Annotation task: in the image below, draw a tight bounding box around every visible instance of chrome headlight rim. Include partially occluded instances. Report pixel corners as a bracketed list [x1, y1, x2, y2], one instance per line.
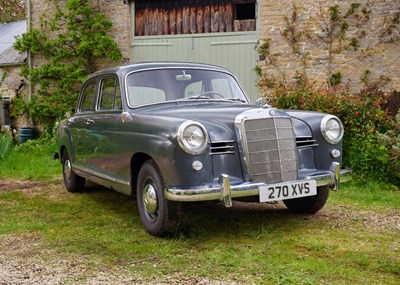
[321, 115, 344, 144]
[177, 120, 209, 155]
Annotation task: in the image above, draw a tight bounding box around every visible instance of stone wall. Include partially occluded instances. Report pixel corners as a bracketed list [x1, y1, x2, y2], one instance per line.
[0, 66, 29, 129]
[96, 0, 130, 64]
[28, 0, 399, 92]
[258, 0, 400, 91]
[0, 66, 26, 100]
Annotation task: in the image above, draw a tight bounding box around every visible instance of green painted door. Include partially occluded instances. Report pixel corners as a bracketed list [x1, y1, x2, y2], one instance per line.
[131, 32, 260, 102]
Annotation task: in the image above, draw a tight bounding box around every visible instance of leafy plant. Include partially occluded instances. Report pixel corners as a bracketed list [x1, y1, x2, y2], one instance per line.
[0, 133, 13, 160]
[381, 111, 400, 185]
[13, 0, 122, 129]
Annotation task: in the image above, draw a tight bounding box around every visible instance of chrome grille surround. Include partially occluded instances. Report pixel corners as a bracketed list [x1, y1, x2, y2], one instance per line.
[235, 109, 298, 184]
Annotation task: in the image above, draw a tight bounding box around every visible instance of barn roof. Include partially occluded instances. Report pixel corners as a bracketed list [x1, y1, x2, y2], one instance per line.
[0, 20, 26, 66]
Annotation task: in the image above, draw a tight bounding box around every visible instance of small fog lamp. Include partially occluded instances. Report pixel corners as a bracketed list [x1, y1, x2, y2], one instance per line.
[192, 161, 203, 171]
[331, 149, 341, 158]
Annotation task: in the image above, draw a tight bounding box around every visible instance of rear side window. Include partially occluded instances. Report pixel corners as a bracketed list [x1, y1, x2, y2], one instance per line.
[99, 77, 122, 110]
[80, 82, 97, 112]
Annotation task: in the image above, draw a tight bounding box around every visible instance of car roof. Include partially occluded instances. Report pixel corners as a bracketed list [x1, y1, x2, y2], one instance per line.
[86, 61, 232, 80]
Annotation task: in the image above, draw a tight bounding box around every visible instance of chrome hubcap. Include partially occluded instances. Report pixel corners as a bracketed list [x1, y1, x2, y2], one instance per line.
[64, 159, 72, 182]
[143, 183, 158, 222]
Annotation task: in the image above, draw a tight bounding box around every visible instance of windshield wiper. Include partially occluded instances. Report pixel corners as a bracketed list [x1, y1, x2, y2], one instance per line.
[176, 96, 246, 103]
[228, 98, 247, 103]
[177, 95, 211, 100]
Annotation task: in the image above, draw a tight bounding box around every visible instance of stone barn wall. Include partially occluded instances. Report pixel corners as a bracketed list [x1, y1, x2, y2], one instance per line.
[28, 0, 400, 92]
[258, 0, 400, 92]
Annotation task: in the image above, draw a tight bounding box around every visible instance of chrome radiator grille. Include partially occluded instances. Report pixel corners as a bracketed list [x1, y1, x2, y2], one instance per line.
[242, 117, 298, 184]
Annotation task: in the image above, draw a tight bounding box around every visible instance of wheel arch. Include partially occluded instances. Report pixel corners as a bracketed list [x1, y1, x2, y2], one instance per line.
[59, 145, 67, 163]
[130, 152, 153, 195]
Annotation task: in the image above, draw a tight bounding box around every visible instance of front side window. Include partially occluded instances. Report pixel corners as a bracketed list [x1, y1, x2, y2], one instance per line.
[125, 69, 248, 107]
[80, 81, 97, 112]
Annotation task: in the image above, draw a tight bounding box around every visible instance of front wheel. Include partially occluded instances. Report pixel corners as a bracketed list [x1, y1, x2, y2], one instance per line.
[283, 186, 329, 214]
[136, 160, 181, 236]
[62, 150, 85, 193]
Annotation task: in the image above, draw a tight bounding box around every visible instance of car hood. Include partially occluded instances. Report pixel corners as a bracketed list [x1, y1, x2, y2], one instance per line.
[133, 102, 312, 141]
[134, 102, 252, 141]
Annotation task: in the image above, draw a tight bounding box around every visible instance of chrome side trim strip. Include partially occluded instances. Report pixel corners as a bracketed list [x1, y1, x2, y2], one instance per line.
[72, 162, 130, 186]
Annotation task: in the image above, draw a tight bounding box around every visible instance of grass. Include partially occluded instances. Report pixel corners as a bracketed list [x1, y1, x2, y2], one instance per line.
[0, 133, 13, 158]
[1, 182, 399, 284]
[0, 136, 60, 181]
[0, 139, 399, 284]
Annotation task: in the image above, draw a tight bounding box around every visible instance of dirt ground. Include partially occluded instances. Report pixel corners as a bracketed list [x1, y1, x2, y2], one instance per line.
[0, 179, 244, 285]
[0, 179, 399, 285]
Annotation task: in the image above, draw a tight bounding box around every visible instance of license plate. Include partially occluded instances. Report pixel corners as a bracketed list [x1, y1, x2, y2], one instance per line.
[259, 180, 317, 202]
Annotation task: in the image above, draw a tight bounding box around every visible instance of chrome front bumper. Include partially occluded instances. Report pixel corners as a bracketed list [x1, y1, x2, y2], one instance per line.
[165, 162, 352, 207]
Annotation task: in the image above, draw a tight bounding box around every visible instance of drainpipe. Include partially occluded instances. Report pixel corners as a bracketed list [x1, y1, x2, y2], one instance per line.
[26, 0, 33, 126]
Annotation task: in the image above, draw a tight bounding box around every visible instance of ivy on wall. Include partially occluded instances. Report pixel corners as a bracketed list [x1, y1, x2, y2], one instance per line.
[13, 0, 122, 128]
[256, 2, 400, 91]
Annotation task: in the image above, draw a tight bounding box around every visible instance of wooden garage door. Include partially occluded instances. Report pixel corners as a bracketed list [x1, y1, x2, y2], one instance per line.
[130, 0, 260, 102]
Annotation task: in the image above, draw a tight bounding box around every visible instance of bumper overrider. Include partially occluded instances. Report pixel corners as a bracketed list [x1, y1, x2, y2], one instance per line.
[165, 162, 352, 207]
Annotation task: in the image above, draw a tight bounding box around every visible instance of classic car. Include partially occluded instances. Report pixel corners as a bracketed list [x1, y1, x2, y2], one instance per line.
[56, 62, 351, 236]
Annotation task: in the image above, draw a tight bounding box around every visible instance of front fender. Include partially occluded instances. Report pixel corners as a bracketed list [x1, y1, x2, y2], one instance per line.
[114, 117, 214, 187]
[286, 110, 344, 170]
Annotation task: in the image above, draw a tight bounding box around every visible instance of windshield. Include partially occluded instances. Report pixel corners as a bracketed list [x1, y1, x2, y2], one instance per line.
[125, 68, 249, 107]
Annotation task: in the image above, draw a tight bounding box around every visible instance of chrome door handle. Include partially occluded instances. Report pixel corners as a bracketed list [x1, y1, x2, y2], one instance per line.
[85, 119, 95, 125]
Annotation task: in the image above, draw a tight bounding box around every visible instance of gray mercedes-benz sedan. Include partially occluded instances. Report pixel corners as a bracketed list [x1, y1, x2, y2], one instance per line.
[56, 62, 351, 236]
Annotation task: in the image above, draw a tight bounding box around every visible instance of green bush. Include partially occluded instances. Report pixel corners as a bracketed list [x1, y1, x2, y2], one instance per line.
[382, 111, 400, 186]
[267, 82, 397, 186]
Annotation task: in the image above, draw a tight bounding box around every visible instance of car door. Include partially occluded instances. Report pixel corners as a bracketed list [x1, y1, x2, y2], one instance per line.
[86, 76, 123, 176]
[69, 79, 98, 166]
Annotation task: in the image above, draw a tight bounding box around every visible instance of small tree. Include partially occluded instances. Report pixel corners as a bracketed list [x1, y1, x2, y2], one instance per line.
[14, 0, 122, 128]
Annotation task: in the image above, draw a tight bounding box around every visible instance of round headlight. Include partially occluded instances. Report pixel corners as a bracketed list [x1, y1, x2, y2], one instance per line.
[177, 121, 208, 155]
[321, 115, 344, 144]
